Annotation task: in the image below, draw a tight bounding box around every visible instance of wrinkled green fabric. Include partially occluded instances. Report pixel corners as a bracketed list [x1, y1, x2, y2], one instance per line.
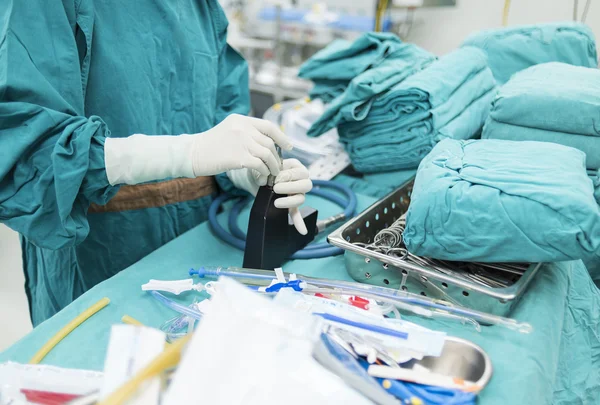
[300, 33, 414, 104]
[335, 170, 416, 199]
[309, 79, 348, 103]
[307, 44, 435, 137]
[0, 0, 249, 325]
[595, 169, 600, 205]
[462, 22, 598, 84]
[299, 32, 405, 81]
[587, 169, 600, 285]
[483, 62, 600, 169]
[1, 192, 599, 404]
[483, 122, 600, 170]
[404, 139, 600, 265]
[335, 47, 495, 173]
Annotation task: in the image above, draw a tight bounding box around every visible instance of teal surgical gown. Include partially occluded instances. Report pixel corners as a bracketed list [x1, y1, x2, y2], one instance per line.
[0, 0, 250, 325]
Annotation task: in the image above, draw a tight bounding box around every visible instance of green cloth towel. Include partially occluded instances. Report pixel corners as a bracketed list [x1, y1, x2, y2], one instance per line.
[462, 22, 598, 84]
[404, 139, 600, 267]
[483, 62, 600, 169]
[309, 79, 348, 103]
[299, 32, 405, 81]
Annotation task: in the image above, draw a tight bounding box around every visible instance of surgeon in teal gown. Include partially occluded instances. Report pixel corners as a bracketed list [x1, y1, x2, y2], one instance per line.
[0, 0, 312, 325]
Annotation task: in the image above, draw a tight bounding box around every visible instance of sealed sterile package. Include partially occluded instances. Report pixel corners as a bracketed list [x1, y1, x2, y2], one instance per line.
[100, 325, 165, 405]
[262, 98, 348, 170]
[0, 362, 103, 405]
[403, 139, 600, 263]
[163, 278, 374, 405]
[274, 289, 446, 357]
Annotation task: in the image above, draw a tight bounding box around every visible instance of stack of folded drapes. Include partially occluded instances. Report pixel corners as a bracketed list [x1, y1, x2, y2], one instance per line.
[299, 32, 435, 104]
[462, 22, 598, 84]
[483, 62, 600, 170]
[308, 47, 496, 173]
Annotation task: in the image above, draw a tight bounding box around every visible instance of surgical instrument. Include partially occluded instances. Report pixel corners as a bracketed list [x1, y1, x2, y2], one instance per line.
[361, 215, 528, 289]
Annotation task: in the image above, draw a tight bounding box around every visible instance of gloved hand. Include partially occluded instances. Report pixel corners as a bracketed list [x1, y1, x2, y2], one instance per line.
[104, 114, 312, 234]
[190, 114, 293, 178]
[104, 114, 293, 185]
[227, 159, 313, 235]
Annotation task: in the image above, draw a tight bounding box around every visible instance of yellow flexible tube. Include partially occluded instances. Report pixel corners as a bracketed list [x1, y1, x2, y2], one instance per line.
[96, 333, 193, 405]
[29, 297, 110, 364]
[121, 315, 143, 326]
[121, 314, 172, 346]
[502, 0, 511, 26]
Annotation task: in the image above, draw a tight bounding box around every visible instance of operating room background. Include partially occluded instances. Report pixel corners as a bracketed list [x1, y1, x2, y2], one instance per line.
[0, 0, 598, 351]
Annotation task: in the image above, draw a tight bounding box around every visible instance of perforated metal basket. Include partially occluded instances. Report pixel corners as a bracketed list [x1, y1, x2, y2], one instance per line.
[328, 179, 542, 316]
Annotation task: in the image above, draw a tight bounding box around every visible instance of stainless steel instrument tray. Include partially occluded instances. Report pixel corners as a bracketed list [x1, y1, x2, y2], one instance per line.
[328, 179, 541, 316]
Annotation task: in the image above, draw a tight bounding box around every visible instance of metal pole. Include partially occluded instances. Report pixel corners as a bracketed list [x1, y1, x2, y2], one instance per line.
[274, 4, 284, 103]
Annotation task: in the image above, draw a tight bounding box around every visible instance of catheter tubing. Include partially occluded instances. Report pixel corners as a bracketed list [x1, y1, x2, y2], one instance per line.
[150, 287, 411, 341]
[190, 266, 533, 333]
[209, 179, 357, 259]
[149, 291, 203, 321]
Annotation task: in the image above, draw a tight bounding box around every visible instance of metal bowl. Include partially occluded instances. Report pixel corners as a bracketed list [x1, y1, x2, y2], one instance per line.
[411, 336, 493, 388]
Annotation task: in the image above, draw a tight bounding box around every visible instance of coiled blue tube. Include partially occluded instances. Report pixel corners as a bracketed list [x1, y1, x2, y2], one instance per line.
[209, 180, 357, 259]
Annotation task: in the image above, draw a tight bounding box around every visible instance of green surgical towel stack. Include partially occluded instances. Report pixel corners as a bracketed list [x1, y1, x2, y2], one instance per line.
[309, 47, 496, 173]
[299, 32, 435, 105]
[483, 62, 600, 170]
[462, 22, 598, 84]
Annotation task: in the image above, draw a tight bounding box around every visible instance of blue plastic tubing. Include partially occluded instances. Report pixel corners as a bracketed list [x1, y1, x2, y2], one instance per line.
[208, 180, 357, 259]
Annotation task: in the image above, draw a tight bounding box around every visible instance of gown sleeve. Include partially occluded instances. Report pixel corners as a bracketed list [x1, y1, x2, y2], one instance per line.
[0, 0, 118, 249]
[210, 1, 254, 196]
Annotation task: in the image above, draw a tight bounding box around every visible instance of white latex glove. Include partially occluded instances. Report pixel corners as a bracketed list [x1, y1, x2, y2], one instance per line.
[104, 114, 293, 185]
[227, 159, 313, 235]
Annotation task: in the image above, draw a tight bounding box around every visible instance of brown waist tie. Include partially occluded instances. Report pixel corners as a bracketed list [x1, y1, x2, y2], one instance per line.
[89, 176, 217, 213]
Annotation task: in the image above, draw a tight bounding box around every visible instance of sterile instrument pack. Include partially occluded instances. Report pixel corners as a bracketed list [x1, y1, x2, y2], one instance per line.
[327, 178, 541, 317]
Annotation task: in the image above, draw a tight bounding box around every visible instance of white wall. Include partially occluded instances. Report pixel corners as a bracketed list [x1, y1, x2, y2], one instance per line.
[407, 0, 599, 55]
[0, 225, 32, 351]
